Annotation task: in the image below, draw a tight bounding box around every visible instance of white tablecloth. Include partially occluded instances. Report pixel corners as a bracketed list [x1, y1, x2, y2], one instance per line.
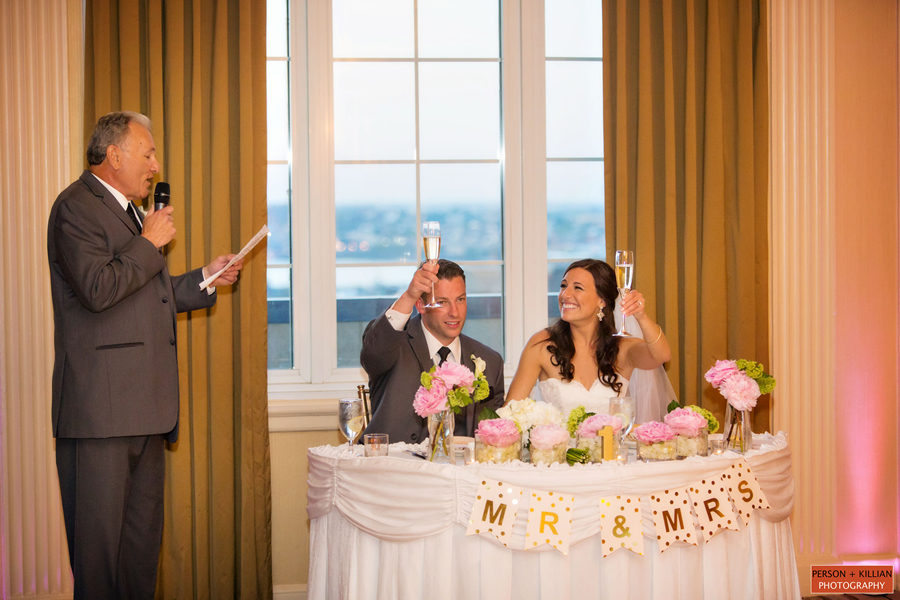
[307, 433, 801, 599]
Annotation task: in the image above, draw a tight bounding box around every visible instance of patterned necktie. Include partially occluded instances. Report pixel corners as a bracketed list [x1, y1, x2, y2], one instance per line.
[437, 346, 451, 366]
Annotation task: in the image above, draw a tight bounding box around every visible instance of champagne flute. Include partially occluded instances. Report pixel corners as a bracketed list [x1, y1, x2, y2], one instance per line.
[422, 221, 441, 308]
[338, 398, 365, 449]
[609, 396, 635, 438]
[614, 250, 634, 337]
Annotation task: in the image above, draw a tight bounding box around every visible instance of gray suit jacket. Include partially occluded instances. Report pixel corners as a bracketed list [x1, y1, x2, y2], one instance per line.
[360, 312, 505, 444]
[47, 171, 216, 443]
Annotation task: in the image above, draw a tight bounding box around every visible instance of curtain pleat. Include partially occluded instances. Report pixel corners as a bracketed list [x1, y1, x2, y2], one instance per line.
[84, 1, 271, 597]
[603, 0, 769, 429]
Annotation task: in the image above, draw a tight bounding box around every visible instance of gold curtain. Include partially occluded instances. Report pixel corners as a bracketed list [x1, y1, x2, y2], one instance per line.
[84, 1, 271, 597]
[603, 0, 769, 428]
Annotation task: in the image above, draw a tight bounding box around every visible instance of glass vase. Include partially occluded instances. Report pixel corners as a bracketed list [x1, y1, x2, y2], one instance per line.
[427, 410, 455, 463]
[723, 404, 753, 453]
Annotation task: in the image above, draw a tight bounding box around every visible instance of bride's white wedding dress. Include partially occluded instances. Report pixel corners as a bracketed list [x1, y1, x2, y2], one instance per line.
[537, 377, 629, 417]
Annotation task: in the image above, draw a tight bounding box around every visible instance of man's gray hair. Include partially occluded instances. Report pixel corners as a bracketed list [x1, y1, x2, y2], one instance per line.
[86, 111, 153, 166]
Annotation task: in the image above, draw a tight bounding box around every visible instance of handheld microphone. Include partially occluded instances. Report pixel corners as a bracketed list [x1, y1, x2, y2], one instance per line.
[154, 182, 171, 212]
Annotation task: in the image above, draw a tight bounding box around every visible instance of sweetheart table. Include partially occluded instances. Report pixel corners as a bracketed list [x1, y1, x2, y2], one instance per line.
[306, 433, 801, 599]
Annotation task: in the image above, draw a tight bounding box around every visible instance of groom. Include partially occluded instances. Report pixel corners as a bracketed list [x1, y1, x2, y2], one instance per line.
[360, 259, 505, 444]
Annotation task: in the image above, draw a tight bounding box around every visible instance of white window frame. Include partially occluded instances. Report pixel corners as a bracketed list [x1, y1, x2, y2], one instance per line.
[269, 0, 561, 424]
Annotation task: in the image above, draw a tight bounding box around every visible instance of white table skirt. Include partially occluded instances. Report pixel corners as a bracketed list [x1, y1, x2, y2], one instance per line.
[307, 433, 801, 600]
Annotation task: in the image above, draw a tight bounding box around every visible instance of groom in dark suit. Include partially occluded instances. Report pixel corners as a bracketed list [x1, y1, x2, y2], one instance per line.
[47, 111, 242, 599]
[361, 259, 505, 443]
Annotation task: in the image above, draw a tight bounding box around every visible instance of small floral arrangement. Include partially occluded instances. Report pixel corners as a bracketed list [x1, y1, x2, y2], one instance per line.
[566, 406, 595, 437]
[497, 398, 565, 448]
[414, 355, 490, 418]
[704, 359, 776, 412]
[475, 418, 521, 447]
[664, 408, 708, 437]
[529, 424, 569, 450]
[576, 414, 623, 438]
[633, 421, 676, 444]
[475, 418, 522, 463]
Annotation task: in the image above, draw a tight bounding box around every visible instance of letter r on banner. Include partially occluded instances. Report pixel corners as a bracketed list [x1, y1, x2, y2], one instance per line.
[525, 489, 575, 555]
[688, 475, 740, 542]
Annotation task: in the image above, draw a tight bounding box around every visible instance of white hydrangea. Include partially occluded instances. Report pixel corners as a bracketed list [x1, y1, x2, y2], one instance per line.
[497, 398, 565, 434]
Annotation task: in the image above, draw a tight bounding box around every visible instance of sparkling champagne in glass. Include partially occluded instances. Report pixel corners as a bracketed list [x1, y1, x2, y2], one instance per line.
[338, 398, 365, 449]
[614, 250, 634, 337]
[422, 221, 441, 308]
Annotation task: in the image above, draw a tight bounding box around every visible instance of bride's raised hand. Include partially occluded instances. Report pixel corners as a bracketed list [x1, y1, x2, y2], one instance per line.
[621, 290, 646, 320]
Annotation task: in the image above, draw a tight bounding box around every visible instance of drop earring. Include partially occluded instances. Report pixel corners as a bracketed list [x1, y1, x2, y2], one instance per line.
[597, 306, 604, 321]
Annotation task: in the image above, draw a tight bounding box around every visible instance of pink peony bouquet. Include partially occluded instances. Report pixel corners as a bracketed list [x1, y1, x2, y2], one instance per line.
[664, 407, 708, 437]
[475, 418, 521, 448]
[577, 414, 623, 438]
[413, 356, 490, 418]
[529, 424, 569, 450]
[633, 421, 676, 444]
[704, 359, 776, 412]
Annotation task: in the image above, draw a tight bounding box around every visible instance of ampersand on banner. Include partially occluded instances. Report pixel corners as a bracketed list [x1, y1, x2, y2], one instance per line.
[598, 495, 644, 557]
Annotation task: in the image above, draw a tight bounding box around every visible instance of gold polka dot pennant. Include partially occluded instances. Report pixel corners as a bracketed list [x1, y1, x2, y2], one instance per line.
[465, 478, 523, 548]
[598, 495, 644, 557]
[524, 489, 576, 555]
[688, 475, 741, 542]
[649, 486, 699, 553]
[724, 460, 771, 527]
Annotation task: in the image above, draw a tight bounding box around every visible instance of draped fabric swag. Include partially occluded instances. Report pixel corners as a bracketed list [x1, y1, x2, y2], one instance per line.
[83, 1, 271, 597]
[603, 0, 770, 429]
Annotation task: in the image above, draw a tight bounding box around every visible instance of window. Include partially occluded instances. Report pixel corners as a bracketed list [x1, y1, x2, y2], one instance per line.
[267, 0, 605, 401]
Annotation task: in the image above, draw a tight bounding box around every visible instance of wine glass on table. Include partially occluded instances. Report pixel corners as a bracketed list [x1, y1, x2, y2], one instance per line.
[614, 250, 634, 337]
[422, 221, 442, 308]
[609, 396, 635, 438]
[338, 398, 365, 451]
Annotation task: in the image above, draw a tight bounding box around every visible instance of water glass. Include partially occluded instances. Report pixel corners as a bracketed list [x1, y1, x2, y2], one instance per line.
[364, 433, 389, 457]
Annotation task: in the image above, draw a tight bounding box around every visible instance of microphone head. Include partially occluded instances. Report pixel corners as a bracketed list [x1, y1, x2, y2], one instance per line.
[154, 182, 170, 210]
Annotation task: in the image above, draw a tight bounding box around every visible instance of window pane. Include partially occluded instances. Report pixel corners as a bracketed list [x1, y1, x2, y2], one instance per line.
[547, 161, 605, 260]
[460, 264, 504, 361]
[546, 61, 603, 158]
[335, 164, 417, 264]
[266, 0, 288, 57]
[418, 0, 499, 58]
[268, 268, 292, 369]
[420, 163, 502, 262]
[334, 62, 416, 160]
[333, 0, 414, 58]
[268, 164, 291, 264]
[547, 261, 570, 322]
[545, 0, 602, 58]
[418, 62, 500, 160]
[267, 61, 290, 161]
[336, 266, 413, 367]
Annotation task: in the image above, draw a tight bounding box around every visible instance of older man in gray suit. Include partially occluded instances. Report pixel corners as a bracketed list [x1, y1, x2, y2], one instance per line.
[47, 111, 242, 599]
[361, 259, 505, 444]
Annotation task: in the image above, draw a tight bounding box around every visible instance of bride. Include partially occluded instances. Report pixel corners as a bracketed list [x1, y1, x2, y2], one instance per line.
[505, 259, 672, 419]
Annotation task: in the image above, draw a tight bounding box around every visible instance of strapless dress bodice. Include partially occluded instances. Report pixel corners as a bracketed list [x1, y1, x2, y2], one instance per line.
[537, 377, 629, 416]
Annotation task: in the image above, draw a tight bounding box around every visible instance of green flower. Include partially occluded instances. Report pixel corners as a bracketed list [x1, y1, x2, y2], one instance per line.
[757, 375, 776, 395]
[472, 379, 490, 402]
[420, 370, 434, 388]
[566, 406, 595, 437]
[447, 388, 473, 413]
[687, 405, 719, 434]
[737, 359, 764, 379]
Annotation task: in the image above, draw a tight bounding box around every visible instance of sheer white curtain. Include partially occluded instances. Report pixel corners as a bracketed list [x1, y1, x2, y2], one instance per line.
[0, 1, 82, 597]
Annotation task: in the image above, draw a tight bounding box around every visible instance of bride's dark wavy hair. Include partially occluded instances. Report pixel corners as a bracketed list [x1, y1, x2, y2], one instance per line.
[545, 259, 622, 395]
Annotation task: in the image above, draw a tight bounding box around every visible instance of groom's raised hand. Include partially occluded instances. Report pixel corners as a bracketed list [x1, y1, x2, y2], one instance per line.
[394, 262, 439, 314]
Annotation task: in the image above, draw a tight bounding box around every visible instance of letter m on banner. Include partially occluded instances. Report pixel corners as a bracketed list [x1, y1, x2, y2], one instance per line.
[650, 487, 699, 552]
[466, 479, 523, 547]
